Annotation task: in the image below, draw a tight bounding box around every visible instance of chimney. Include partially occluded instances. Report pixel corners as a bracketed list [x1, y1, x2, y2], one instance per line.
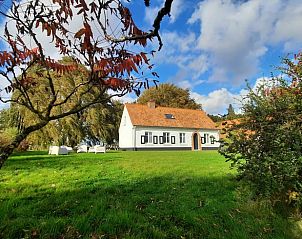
[147, 100, 156, 109]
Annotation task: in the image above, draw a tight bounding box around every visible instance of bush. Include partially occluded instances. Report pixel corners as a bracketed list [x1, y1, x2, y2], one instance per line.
[220, 55, 302, 213]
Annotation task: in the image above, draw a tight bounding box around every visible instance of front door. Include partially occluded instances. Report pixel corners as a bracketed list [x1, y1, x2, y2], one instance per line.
[193, 133, 199, 150]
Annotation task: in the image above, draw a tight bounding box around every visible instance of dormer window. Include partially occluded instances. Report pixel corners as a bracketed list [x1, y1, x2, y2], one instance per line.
[165, 114, 175, 119]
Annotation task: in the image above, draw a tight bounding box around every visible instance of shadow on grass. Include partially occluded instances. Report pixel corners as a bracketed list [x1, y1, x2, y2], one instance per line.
[0, 174, 299, 239]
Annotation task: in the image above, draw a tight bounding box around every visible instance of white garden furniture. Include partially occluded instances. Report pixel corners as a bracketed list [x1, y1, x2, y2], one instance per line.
[61, 145, 73, 153]
[94, 145, 106, 153]
[88, 145, 106, 153]
[77, 145, 88, 153]
[48, 146, 68, 155]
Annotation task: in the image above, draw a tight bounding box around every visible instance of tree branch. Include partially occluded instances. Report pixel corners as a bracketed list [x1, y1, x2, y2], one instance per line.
[108, 0, 173, 50]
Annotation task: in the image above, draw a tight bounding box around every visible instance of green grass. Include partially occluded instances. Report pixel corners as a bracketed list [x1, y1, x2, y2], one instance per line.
[0, 150, 300, 238]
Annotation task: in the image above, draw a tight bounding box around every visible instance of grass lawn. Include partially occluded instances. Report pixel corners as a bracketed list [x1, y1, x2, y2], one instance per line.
[0, 150, 300, 239]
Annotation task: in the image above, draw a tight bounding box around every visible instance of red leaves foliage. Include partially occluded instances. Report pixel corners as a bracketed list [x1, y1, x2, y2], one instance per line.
[43, 58, 78, 74]
[94, 52, 149, 77]
[104, 78, 129, 91]
[0, 47, 39, 67]
[1, 0, 159, 96]
[0, 45, 77, 75]
[118, 5, 148, 46]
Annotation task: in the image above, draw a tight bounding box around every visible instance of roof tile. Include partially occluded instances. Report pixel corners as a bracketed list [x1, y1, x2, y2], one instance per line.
[125, 103, 217, 129]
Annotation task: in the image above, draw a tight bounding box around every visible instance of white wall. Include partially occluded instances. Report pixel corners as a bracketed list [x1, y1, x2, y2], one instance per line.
[118, 107, 134, 148]
[199, 129, 220, 148]
[134, 126, 220, 149]
[135, 126, 193, 148]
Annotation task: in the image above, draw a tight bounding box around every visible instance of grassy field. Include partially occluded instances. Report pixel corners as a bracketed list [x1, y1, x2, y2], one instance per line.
[0, 150, 300, 239]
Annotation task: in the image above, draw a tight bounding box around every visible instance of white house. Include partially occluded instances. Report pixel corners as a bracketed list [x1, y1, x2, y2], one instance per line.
[119, 101, 220, 150]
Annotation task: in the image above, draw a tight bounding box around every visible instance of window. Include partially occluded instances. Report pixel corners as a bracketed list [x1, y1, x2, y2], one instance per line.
[210, 135, 215, 144]
[165, 114, 175, 119]
[145, 132, 152, 143]
[201, 133, 209, 144]
[171, 136, 175, 144]
[123, 116, 126, 126]
[153, 136, 158, 144]
[141, 135, 146, 144]
[179, 133, 185, 143]
[159, 136, 164, 144]
[163, 132, 170, 143]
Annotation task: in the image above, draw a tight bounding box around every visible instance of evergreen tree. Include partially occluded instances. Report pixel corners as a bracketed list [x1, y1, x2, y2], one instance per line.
[227, 104, 236, 120]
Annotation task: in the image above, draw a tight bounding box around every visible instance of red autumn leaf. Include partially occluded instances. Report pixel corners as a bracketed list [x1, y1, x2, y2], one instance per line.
[126, 58, 138, 73]
[140, 52, 148, 64]
[84, 23, 93, 38]
[74, 28, 86, 38]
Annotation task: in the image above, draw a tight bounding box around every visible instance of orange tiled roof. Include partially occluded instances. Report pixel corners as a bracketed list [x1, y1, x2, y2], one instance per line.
[125, 103, 217, 129]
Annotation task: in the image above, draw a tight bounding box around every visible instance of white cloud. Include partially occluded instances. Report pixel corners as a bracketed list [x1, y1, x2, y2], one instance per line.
[191, 76, 277, 115]
[144, 5, 161, 26]
[188, 0, 302, 85]
[191, 88, 241, 115]
[170, 0, 185, 23]
[167, 69, 205, 89]
[151, 1, 302, 88]
[113, 93, 136, 104]
[152, 31, 208, 85]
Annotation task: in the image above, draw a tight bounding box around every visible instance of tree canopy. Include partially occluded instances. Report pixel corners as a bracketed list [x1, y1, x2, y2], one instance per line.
[227, 104, 236, 120]
[137, 83, 202, 110]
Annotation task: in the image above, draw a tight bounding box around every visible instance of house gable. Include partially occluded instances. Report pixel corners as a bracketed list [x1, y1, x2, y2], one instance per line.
[119, 106, 134, 148]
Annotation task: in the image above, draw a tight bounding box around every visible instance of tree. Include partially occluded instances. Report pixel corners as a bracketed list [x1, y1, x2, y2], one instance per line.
[226, 104, 236, 120]
[9, 58, 123, 148]
[220, 54, 302, 212]
[0, 0, 174, 168]
[137, 83, 202, 109]
[84, 100, 123, 145]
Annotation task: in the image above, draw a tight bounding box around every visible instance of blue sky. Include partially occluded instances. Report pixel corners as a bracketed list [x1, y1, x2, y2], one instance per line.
[1, 0, 302, 114]
[123, 0, 302, 114]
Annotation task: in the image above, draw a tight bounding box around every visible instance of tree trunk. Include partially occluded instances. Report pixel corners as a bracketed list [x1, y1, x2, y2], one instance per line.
[0, 146, 15, 169]
[0, 120, 48, 169]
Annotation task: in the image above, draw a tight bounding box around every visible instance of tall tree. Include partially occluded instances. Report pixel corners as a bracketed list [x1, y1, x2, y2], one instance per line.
[137, 83, 202, 110]
[84, 100, 123, 145]
[227, 104, 236, 120]
[25, 100, 123, 148]
[0, 0, 174, 168]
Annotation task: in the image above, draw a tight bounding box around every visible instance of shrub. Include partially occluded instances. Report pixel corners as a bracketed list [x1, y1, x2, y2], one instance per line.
[220, 55, 302, 213]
